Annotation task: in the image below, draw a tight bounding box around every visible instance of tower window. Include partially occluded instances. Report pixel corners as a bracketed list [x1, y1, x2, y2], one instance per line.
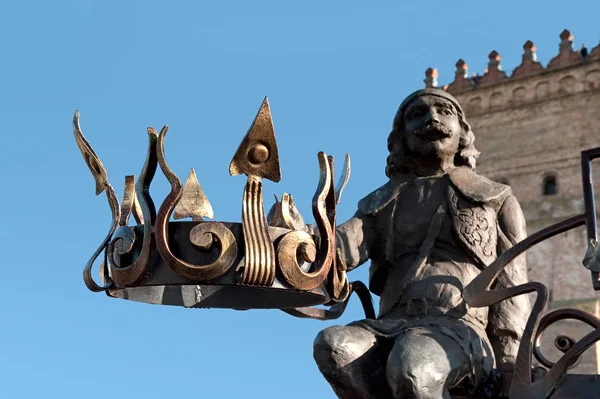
[543, 175, 557, 196]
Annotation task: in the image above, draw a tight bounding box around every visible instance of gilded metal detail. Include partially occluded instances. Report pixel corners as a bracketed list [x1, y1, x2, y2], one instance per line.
[239, 176, 275, 285]
[230, 98, 280, 286]
[277, 231, 318, 289]
[276, 152, 336, 290]
[229, 97, 281, 183]
[119, 175, 143, 226]
[74, 111, 118, 292]
[267, 193, 305, 231]
[155, 125, 237, 281]
[109, 128, 157, 287]
[174, 169, 214, 221]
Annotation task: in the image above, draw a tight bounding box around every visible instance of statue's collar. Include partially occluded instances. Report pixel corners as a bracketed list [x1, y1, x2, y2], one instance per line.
[358, 167, 510, 215]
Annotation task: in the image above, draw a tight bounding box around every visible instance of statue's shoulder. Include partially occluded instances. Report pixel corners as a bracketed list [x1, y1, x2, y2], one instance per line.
[357, 168, 512, 215]
[448, 167, 512, 207]
[357, 175, 411, 216]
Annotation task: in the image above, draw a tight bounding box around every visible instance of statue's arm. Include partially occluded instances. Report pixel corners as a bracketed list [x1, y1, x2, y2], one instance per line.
[335, 210, 374, 272]
[487, 194, 531, 373]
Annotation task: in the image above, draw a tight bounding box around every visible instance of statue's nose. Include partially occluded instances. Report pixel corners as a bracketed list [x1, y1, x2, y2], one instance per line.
[424, 108, 440, 124]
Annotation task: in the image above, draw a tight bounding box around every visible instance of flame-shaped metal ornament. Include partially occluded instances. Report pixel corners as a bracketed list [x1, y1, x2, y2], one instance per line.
[74, 111, 119, 292]
[277, 153, 337, 291]
[229, 97, 281, 286]
[334, 153, 351, 205]
[108, 128, 158, 287]
[119, 175, 143, 226]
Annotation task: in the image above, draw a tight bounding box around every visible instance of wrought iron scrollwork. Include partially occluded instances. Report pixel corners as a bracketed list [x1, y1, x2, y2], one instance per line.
[155, 125, 237, 282]
[282, 281, 375, 321]
[108, 128, 157, 287]
[278, 153, 352, 316]
[534, 308, 600, 370]
[464, 145, 600, 399]
[277, 152, 335, 290]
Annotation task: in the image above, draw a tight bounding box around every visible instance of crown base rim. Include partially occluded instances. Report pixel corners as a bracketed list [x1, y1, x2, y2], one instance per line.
[107, 283, 328, 310]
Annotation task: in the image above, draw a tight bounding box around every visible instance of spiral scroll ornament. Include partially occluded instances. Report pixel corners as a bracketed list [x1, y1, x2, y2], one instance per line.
[534, 308, 600, 370]
[276, 152, 337, 291]
[464, 215, 600, 399]
[155, 125, 237, 282]
[108, 128, 157, 287]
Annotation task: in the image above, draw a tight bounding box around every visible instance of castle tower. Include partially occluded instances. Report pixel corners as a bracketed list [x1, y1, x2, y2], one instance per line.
[426, 29, 600, 373]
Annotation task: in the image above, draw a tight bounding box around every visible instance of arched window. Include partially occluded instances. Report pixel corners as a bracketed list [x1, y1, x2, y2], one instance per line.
[543, 175, 557, 196]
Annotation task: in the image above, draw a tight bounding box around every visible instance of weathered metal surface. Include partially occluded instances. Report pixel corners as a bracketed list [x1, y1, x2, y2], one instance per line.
[74, 111, 118, 292]
[119, 175, 143, 226]
[277, 152, 335, 291]
[229, 97, 281, 183]
[75, 98, 352, 313]
[156, 125, 237, 281]
[581, 148, 600, 291]
[109, 128, 157, 287]
[174, 169, 214, 221]
[106, 222, 328, 309]
[230, 98, 279, 286]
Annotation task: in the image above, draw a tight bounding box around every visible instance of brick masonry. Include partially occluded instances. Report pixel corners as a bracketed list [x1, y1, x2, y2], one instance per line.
[426, 30, 600, 374]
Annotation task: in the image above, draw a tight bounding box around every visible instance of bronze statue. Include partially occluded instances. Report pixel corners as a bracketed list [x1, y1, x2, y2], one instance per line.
[312, 88, 531, 398]
[76, 86, 600, 399]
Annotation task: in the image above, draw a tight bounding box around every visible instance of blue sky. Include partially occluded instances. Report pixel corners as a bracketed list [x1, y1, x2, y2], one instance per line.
[1, 1, 600, 398]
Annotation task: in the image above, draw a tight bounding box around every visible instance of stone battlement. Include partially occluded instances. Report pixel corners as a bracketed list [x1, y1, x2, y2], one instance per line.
[424, 30, 600, 116]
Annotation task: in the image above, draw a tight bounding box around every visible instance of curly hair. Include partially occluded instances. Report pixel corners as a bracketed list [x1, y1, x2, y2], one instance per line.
[385, 91, 480, 178]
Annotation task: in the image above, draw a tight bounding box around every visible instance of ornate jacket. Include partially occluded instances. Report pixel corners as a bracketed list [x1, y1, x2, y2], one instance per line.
[336, 166, 531, 370]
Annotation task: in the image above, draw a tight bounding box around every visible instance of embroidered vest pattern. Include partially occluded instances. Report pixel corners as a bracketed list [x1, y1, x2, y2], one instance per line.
[448, 186, 498, 267]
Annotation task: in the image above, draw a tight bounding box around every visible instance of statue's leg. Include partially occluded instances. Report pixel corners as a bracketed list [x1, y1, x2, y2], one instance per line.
[313, 325, 391, 399]
[385, 328, 470, 399]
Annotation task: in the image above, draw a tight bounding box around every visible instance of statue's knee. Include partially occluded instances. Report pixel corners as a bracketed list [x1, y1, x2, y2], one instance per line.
[386, 359, 445, 398]
[313, 325, 376, 373]
[386, 336, 449, 397]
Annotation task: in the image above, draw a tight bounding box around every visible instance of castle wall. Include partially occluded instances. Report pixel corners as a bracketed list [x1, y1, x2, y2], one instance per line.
[453, 62, 600, 302]
[427, 30, 600, 373]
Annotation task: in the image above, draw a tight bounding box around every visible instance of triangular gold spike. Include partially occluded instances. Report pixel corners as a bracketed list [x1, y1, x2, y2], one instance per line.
[174, 168, 214, 221]
[229, 97, 281, 182]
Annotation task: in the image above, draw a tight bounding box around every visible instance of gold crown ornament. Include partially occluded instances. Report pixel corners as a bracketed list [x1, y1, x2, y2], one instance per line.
[74, 98, 374, 320]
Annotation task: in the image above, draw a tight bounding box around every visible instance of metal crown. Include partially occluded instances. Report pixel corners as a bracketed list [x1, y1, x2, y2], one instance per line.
[74, 98, 373, 317]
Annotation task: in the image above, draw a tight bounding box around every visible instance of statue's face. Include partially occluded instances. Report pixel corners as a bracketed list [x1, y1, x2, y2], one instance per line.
[397, 95, 462, 159]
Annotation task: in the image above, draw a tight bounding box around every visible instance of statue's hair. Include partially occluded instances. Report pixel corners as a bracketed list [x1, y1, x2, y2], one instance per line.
[385, 94, 480, 177]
